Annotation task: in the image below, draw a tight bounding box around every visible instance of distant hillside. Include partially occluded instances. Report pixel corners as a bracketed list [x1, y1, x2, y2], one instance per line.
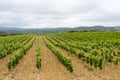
[73, 26, 120, 31]
[24, 27, 72, 33]
[0, 26, 120, 35]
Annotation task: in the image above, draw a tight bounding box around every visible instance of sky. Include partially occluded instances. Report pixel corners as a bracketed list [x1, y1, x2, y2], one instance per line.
[0, 0, 120, 28]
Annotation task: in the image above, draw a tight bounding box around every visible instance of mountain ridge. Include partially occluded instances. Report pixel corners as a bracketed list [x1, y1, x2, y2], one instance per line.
[0, 26, 120, 34]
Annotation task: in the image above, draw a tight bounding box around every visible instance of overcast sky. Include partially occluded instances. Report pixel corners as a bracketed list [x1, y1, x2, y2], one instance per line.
[0, 0, 120, 28]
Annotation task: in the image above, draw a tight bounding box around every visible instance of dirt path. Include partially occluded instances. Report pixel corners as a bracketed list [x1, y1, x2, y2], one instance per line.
[0, 54, 11, 80]
[56, 47, 101, 80]
[39, 37, 75, 80]
[3, 37, 38, 80]
[101, 62, 120, 80]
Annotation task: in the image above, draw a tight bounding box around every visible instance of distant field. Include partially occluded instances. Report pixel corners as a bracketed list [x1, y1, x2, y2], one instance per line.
[0, 32, 120, 80]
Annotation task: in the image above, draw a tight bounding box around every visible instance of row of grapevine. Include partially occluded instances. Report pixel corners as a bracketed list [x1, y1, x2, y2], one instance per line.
[46, 32, 120, 70]
[0, 35, 31, 44]
[7, 37, 35, 70]
[0, 35, 33, 59]
[47, 36, 104, 69]
[36, 37, 41, 69]
[44, 37, 73, 72]
[46, 36, 77, 55]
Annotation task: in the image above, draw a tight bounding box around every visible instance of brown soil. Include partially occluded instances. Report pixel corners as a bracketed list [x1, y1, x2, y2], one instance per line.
[0, 54, 11, 80]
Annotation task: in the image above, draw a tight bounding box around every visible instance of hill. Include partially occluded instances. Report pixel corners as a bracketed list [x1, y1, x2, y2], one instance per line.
[0, 26, 120, 35]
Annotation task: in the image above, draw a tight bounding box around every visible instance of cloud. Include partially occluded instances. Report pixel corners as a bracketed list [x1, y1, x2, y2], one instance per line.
[0, 0, 120, 28]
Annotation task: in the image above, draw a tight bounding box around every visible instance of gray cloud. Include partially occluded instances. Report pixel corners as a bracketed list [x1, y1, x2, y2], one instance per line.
[0, 0, 120, 28]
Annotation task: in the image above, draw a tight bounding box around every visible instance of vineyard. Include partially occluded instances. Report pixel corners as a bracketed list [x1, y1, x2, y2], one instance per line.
[0, 32, 120, 80]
